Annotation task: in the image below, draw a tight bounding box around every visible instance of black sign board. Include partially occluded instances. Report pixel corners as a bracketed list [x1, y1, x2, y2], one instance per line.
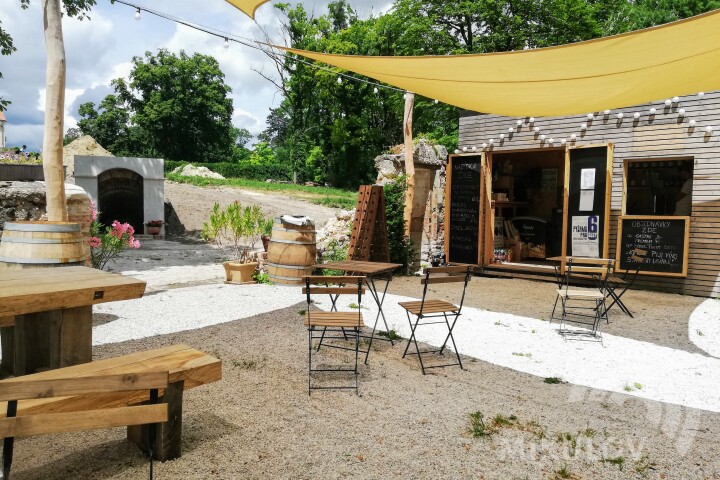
[616, 216, 689, 277]
[448, 156, 481, 264]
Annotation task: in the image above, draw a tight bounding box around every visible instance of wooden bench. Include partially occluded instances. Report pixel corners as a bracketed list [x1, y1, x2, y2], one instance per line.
[0, 371, 168, 479]
[0, 344, 222, 470]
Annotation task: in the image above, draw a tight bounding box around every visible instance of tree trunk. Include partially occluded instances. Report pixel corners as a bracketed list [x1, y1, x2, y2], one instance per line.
[403, 92, 415, 238]
[42, 0, 68, 222]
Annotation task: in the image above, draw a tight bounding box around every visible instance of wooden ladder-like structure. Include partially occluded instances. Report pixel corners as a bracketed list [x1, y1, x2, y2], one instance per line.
[347, 185, 389, 262]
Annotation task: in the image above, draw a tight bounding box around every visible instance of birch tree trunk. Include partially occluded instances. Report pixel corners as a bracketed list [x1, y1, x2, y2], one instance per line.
[402, 92, 414, 237]
[42, 0, 68, 221]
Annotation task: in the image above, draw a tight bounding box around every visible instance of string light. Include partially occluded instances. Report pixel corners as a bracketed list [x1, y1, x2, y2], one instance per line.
[540, 134, 546, 141]
[587, 113, 594, 120]
[516, 120, 523, 127]
[223, 38, 229, 49]
[649, 107, 656, 115]
[561, 138, 567, 145]
[489, 139, 495, 145]
[634, 112, 641, 119]
[570, 134, 577, 141]
[462, 146, 468, 152]
[471, 145, 477, 152]
[533, 126, 540, 133]
[673, 96, 680, 103]
[134, 7, 141, 20]
[529, 117, 535, 124]
[603, 110, 611, 115]
[499, 133, 505, 140]
[664, 99, 672, 107]
[548, 138, 554, 144]
[678, 109, 686, 117]
[698, 92, 705, 98]
[373, 87, 378, 94]
[706, 126, 714, 134]
[580, 123, 587, 130]
[482, 143, 488, 149]
[617, 112, 624, 119]
[508, 127, 514, 133]
[337, 76, 343, 84]
[689, 120, 697, 128]
[434, 99, 439, 104]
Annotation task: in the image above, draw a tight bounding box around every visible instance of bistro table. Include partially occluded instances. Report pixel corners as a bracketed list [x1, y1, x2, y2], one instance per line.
[0, 266, 146, 376]
[311, 260, 402, 364]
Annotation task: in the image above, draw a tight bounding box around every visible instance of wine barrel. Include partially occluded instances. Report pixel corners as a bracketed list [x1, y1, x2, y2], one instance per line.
[0, 221, 88, 270]
[266, 217, 316, 285]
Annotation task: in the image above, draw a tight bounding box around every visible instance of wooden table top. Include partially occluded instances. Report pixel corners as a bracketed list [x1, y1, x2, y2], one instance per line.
[312, 260, 402, 275]
[0, 266, 146, 317]
[546, 256, 615, 265]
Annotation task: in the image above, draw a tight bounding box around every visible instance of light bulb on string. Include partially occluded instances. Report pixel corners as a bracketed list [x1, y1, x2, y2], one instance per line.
[548, 138, 554, 144]
[673, 96, 680, 103]
[617, 112, 624, 119]
[706, 126, 714, 134]
[134, 8, 141, 20]
[580, 123, 587, 130]
[678, 109, 686, 117]
[517, 120, 523, 127]
[634, 112, 641, 119]
[482, 143, 487, 149]
[533, 127, 540, 133]
[508, 127, 514, 133]
[223, 38, 229, 49]
[603, 110, 611, 116]
[499, 134, 505, 140]
[539, 134, 546, 141]
[561, 138, 567, 145]
[337, 76, 342, 85]
[529, 117, 535, 124]
[698, 92, 705, 98]
[570, 134, 577, 141]
[489, 139, 495, 145]
[434, 99, 439, 104]
[462, 146, 468, 152]
[471, 146, 477, 152]
[373, 87, 378, 94]
[689, 120, 697, 128]
[649, 108, 656, 115]
[587, 113, 594, 120]
[664, 99, 672, 107]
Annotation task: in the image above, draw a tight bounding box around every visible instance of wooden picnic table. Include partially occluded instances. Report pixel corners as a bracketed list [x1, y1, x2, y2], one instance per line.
[0, 266, 146, 376]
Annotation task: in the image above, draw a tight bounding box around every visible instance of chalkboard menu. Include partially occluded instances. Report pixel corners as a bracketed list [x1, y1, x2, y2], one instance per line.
[616, 216, 689, 277]
[448, 156, 481, 264]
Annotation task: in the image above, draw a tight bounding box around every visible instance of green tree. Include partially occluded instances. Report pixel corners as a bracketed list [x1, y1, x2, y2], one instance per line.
[78, 49, 236, 163]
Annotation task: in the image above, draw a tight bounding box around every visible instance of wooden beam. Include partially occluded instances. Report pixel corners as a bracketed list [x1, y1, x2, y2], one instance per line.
[403, 92, 415, 238]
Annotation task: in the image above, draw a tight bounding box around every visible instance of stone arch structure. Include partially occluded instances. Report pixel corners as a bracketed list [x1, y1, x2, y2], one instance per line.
[74, 156, 165, 235]
[97, 168, 144, 230]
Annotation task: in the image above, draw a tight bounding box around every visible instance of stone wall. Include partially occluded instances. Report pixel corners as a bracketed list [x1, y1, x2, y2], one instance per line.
[0, 181, 92, 235]
[374, 139, 447, 266]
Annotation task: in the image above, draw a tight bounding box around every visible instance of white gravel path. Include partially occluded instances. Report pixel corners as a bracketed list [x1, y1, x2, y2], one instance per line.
[689, 298, 720, 358]
[92, 266, 720, 414]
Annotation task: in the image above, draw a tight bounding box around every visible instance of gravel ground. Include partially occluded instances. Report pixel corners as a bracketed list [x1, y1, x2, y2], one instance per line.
[6, 184, 719, 479]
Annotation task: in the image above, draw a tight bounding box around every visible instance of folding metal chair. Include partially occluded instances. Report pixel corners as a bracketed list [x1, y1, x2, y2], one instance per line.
[304, 276, 365, 395]
[551, 258, 612, 340]
[399, 265, 472, 374]
[605, 248, 647, 317]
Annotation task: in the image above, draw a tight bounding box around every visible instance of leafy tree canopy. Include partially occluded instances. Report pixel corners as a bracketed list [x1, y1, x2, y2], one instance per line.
[77, 49, 237, 163]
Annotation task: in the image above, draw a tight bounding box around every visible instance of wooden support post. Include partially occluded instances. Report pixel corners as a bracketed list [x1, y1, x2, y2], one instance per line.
[13, 306, 92, 375]
[403, 92, 415, 238]
[42, 0, 68, 222]
[128, 381, 185, 461]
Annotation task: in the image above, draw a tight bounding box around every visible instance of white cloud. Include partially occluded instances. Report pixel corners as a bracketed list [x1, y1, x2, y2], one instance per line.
[0, 0, 394, 150]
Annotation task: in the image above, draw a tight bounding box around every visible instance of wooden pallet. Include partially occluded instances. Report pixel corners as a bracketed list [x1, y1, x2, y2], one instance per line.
[347, 185, 389, 262]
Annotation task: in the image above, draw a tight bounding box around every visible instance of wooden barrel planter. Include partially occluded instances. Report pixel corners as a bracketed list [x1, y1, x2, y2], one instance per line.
[0, 221, 88, 270]
[266, 217, 317, 285]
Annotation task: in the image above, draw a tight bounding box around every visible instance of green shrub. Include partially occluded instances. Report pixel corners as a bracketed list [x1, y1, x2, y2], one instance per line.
[383, 176, 414, 274]
[163, 160, 292, 181]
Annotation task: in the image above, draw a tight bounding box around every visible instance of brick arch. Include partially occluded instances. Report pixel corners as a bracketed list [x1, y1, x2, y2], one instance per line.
[97, 168, 144, 231]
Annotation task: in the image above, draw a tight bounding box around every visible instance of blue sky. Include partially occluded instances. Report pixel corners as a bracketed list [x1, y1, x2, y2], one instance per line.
[0, 0, 389, 151]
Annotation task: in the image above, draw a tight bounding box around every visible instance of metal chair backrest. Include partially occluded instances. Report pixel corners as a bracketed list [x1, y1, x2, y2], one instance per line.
[417, 265, 472, 316]
[624, 248, 648, 280]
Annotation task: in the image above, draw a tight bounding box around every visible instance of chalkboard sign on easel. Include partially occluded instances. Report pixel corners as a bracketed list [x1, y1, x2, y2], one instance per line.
[616, 215, 689, 277]
[447, 156, 481, 264]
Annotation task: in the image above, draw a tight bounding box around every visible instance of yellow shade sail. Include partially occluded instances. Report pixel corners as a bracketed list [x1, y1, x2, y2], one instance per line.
[277, 9, 720, 117]
[225, 0, 270, 19]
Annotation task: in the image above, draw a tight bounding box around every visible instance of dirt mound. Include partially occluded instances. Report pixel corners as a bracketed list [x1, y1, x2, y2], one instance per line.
[63, 135, 113, 178]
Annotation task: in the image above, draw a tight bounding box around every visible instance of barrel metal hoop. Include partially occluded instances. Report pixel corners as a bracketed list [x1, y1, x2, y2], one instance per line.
[0, 237, 82, 244]
[271, 227, 317, 234]
[266, 262, 313, 270]
[0, 256, 86, 264]
[4, 223, 80, 233]
[268, 273, 308, 282]
[269, 239, 316, 245]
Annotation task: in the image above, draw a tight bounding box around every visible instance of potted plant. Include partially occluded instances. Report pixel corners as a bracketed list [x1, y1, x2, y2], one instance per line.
[201, 201, 271, 284]
[260, 217, 274, 252]
[145, 219, 164, 235]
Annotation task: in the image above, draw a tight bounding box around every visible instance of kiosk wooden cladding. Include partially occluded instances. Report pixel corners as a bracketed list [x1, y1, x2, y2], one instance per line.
[458, 90, 720, 297]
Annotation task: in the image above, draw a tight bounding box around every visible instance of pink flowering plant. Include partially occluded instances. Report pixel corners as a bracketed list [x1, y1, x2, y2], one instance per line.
[87, 201, 141, 270]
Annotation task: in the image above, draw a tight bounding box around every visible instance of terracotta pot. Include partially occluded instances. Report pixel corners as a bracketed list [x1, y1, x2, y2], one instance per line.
[146, 226, 162, 235]
[223, 261, 258, 284]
